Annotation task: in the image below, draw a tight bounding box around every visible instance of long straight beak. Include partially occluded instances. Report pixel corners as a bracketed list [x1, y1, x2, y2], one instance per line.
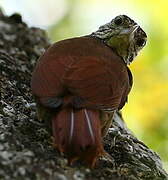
[120, 25, 139, 35]
[119, 25, 139, 42]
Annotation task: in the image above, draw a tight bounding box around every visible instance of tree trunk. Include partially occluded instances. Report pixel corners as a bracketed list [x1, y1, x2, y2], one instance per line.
[0, 10, 167, 180]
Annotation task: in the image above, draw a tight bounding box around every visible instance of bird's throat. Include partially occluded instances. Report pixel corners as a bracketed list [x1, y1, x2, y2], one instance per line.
[105, 35, 129, 64]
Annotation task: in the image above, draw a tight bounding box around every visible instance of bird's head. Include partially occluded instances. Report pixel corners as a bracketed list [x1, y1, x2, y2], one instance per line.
[92, 15, 147, 65]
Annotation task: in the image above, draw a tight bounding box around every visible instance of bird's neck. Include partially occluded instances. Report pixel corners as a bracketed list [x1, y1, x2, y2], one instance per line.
[90, 33, 129, 65]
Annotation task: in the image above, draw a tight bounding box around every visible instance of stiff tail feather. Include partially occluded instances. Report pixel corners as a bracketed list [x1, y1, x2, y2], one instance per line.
[52, 107, 104, 167]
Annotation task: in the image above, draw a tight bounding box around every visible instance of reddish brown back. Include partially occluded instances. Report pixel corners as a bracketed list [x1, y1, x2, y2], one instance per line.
[31, 36, 132, 110]
[31, 36, 133, 167]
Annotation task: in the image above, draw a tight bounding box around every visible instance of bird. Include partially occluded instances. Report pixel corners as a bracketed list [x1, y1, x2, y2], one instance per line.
[31, 15, 147, 167]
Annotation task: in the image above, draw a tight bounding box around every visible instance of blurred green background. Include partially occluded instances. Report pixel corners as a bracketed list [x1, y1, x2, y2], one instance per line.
[1, 0, 168, 171]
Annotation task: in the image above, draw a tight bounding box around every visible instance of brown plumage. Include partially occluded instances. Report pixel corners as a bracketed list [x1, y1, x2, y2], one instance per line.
[31, 36, 133, 167]
[31, 15, 147, 167]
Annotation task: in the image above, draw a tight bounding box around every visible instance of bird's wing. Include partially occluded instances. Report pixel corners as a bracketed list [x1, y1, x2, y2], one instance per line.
[63, 56, 127, 110]
[31, 53, 73, 108]
[31, 37, 131, 110]
[118, 66, 133, 110]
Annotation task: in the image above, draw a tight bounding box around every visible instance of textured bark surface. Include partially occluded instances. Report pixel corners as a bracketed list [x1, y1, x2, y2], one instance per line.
[0, 11, 168, 180]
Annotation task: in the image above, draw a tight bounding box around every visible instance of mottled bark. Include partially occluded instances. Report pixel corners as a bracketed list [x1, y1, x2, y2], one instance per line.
[0, 10, 167, 180]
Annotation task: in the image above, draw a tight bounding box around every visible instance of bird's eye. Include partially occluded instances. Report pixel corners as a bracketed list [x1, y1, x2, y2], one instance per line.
[114, 17, 123, 25]
[136, 38, 146, 47]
